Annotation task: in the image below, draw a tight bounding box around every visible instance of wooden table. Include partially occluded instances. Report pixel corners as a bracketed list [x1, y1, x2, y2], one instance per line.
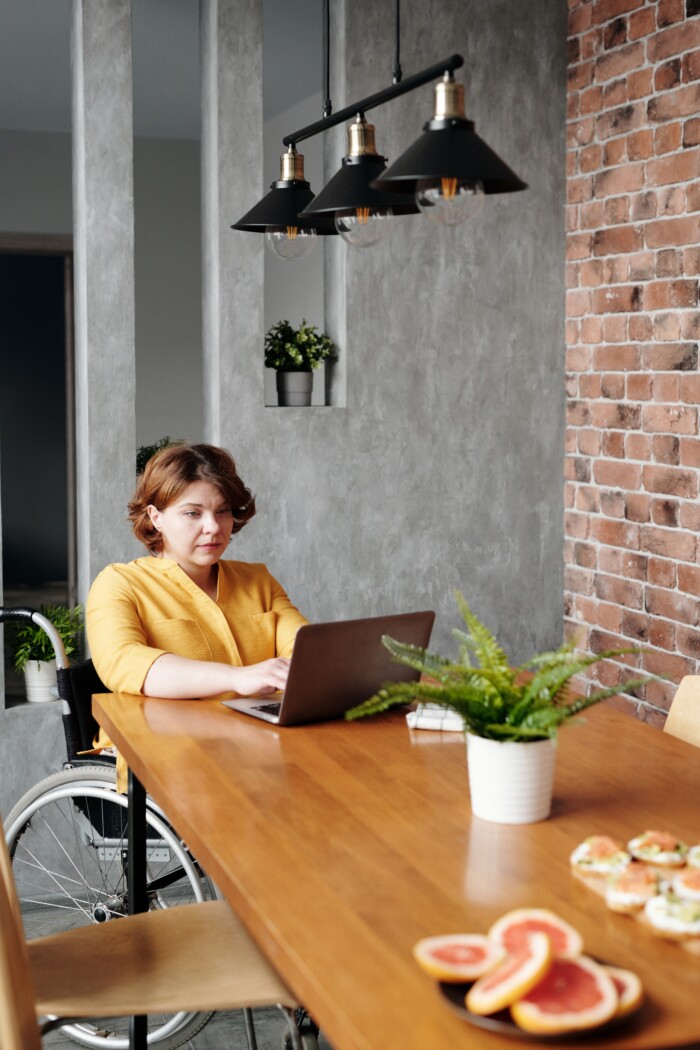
[93, 694, 700, 1050]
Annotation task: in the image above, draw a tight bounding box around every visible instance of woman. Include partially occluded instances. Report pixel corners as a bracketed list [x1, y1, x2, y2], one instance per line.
[87, 442, 308, 711]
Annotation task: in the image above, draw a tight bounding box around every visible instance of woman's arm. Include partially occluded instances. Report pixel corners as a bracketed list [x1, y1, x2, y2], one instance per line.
[143, 652, 290, 698]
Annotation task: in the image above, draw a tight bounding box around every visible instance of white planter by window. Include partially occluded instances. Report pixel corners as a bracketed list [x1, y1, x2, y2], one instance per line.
[466, 734, 557, 825]
[24, 659, 58, 703]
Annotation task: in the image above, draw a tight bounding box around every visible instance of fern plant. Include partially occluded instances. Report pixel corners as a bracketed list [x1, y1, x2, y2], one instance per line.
[345, 592, 649, 741]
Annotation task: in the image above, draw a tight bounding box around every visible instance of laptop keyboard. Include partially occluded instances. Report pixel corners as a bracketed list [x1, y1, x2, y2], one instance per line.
[254, 701, 282, 716]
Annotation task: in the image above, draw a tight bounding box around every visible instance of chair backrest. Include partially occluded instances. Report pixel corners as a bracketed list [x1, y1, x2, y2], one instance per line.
[68, 659, 111, 754]
[664, 676, 700, 748]
[0, 833, 41, 1049]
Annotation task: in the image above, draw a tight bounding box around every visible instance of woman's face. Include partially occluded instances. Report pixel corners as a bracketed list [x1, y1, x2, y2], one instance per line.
[147, 480, 234, 577]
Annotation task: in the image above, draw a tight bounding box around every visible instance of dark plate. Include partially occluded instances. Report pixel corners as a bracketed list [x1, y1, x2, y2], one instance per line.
[438, 980, 643, 1042]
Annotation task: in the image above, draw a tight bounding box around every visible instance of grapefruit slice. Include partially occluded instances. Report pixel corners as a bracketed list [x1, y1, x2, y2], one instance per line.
[603, 965, 644, 1018]
[412, 934, 504, 981]
[510, 955, 618, 1034]
[466, 931, 552, 1015]
[488, 908, 583, 959]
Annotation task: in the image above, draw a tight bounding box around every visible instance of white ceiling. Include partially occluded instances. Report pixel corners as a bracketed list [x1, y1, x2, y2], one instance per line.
[0, 0, 322, 140]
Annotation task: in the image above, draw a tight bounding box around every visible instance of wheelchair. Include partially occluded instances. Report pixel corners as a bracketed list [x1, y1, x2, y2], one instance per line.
[1, 608, 218, 1049]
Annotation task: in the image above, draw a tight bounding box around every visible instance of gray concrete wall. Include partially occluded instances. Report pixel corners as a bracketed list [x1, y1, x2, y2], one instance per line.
[217, 0, 567, 662]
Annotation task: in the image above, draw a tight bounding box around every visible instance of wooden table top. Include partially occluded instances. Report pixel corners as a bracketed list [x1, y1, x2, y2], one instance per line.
[93, 694, 700, 1050]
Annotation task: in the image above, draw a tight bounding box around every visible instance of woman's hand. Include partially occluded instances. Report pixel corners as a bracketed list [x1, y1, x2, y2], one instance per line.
[229, 657, 290, 697]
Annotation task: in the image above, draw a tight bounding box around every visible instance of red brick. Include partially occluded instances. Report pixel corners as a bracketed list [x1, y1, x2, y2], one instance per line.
[676, 625, 700, 659]
[645, 586, 699, 624]
[569, 36, 582, 65]
[654, 121, 682, 153]
[569, 5, 593, 34]
[649, 556, 676, 587]
[626, 373, 652, 399]
[641, 648, 695, 682]
[620, 608, 649, 641]
[602, 78, 629, 108]
[651, 497, 680, 526]
[593, 0, 643, 19]
[591, 401, 641, 428]
[680, 503, 700, 531]
[569, 60, 595, 92]
[652, 313, 682, 340]
[622, 550, 648, 579]
[565, 565, 594, 595]
[602, 314, 629, 341]
[594, 40, 645, 82]
[565, 455, 592, 482]
[569, 117, 596, 147]
[645, 215, 700, 247]
[601, 489, 626, 516]
[641, 526, 697, 561]
[593, 284, 642, 312]
[579, 374, 603, 398]
[566, 511, 591, 540]
[580, 200, 606, 228]
[629, 7, 656, 40]
[566, 201, 580, 229]
[598, 601, 623, 632]
[580, 259, 604, 285]
[567, 346, 592, 370]
[657, 0, 684, 27]
[580, 144, 603, 173]
[683, 48, 700, 82]
[647, 618, 675, 653]
[628, 315, 653, 340]
[628, 251, 654, 280]
[568, 175, 594, 203]
[567, 400, 592, 426]
[580, 85, 604, 114]
[647, 82, 700, 122]
[597, 101, 645, 139]
[579, 428, 602, 455]
[627, 67, 654, 97]
[591, 516, 640, 548]
[626, 433, 651, 459]
[687, 183, 700, 211]
[654, 58, 683, 93]
[568, 93, 580, 121]
[567, 232, 594, 260]
[603, 138, 628, 167]
[593, 459, 643, 490]
[678, 563, 700, 595]
[593, 163, 645, 196]
[567, 261, 580, 289]
[574, 541, 598, 569]
[655, 249, 683, 277]
[595, 572, 644, 608]
[576, 486, 600, 512]
[601, 372, 625, 398]
[679, 436, 700, 466]
[567, 289, 593, 316]
[566, 424, 578, 452]
[642, 403, 698, 433]
[648, 149, 700, 186]
[682, 246, 700, 273]
[603, 430, 626, 457]
[642, 279, 699, 309]
[580, 317, 603, 342]
[642, 342, 698, 370]
[680, 374, 700, 402]
[593, 225, 643, 255]
[625, 491, 651, 521]
[567, 319, 581, 345]
[630, 189, 656, 218]
[683, 117, 700, 147]
[604, 16, 628, 48]
[658, 186, 687, 215]
[647, 20, 700, 63]
[651, 434, 680, 464]
[681, 313, 700, 339]
[652, 373, 681, 400]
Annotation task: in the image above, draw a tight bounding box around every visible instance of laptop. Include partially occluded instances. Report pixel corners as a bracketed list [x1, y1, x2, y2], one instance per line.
[222, 610, 435, 726]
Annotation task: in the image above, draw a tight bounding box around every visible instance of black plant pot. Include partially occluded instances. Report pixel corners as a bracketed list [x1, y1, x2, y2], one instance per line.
[276, 370, 313, 407]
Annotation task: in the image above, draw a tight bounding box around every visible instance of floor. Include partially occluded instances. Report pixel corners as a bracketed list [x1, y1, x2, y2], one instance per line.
[43, 1006, 333, 1049]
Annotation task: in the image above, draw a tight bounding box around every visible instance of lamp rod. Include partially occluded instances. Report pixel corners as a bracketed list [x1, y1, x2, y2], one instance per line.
[283, 53, 464, 147]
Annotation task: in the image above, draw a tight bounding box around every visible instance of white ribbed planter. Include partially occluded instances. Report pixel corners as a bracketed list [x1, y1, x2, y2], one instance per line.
[276, 370, 313, 407]
[24, 659, 58, 703]
[466, 734, 557, 825]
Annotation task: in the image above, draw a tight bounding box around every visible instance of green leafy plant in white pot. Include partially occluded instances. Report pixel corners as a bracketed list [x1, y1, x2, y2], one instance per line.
[346, 592, 649, 825]
[11, 604, 84, 703]
[264, 319, 338, 407]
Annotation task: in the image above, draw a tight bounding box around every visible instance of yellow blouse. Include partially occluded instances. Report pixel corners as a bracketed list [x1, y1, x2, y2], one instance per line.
[86, 557, 308, 787]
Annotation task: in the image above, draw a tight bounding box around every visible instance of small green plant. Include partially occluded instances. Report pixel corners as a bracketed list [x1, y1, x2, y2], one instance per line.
[12, 604, 84, 672]
[346, 592, 650, 741]
[264, 319, 337, 372]
[136, 436, 185, 475]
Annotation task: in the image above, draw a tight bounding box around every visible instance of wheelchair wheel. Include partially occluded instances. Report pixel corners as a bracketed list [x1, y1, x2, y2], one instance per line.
[5, 765, 215, 1049]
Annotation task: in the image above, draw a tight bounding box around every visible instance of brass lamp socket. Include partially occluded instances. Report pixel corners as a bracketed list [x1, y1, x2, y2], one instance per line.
[433, 73, 466, 121]
[347, 116, 379, 158]
[279, 147, 306, 181]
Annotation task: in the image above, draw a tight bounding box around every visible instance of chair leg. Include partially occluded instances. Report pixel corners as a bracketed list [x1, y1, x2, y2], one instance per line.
[277, 1004, 304, 1050]
[243, 1007, 258, 1050]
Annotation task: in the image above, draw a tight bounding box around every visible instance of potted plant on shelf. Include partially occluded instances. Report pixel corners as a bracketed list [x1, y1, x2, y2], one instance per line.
[11, 604, 84, 703]
[264, 319, 337, 407]
[346, 592, 649, 825]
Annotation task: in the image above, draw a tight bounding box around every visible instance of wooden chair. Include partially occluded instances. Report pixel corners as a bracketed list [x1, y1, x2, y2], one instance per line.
[664, 676, 700, 748]
[0, 827, 303, 1050]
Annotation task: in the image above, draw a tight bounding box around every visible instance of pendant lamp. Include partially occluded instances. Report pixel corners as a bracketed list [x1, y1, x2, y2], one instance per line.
[300, 115, 418, 249]
[231, 145, 337, 260]
[371, 73, 527, 225]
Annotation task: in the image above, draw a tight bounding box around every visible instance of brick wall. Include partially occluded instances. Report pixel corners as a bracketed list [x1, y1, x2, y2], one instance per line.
[566, 0, 700, 725]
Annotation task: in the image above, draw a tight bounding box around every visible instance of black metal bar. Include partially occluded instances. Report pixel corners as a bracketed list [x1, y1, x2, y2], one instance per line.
[128, 770, 148, 1050]
[283, 53, 463, 146]
[323, 0, 332, 117]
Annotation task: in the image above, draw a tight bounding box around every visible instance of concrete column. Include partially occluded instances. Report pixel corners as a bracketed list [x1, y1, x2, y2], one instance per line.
[201, 0, 263, 444]
[72, 0, 136, 601]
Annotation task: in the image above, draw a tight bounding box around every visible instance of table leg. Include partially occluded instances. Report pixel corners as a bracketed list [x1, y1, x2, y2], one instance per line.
[128, 769, 148, 1050]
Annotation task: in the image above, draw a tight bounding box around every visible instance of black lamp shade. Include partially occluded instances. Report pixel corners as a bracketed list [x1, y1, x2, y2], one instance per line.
[301, 155, 418, 217]
[231, 180, 338, 234]
[371, 119, 527, 195]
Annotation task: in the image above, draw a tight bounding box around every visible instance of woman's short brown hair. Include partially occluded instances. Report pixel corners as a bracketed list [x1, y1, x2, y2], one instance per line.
[129, 443, 256, 554]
